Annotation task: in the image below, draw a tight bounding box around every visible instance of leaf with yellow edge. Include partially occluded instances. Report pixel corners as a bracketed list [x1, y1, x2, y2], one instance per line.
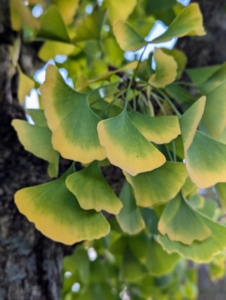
[180, 96, 226, 188]
[215, 183, 226, 210]
[36, 7, 71, 43]
[152, 4, 205, 43]
[129, 111, 180, 144]
[15, 166, 110, 245]
[149, 48, 177, 88]
[146, 237, 180, 277]
[38, 41, 75, 61]
[12, 119, 59, 178]
[116, 181, 145, 235]
[11, 0, 40, 30]
[106, 0, 137, 24]
[124, 162, 188, 207]
[97, 110, 165, 176]
[40, 65, 106, 164]
[73, 10, 106, 42]
[180, 96, 206, 151]
[201, 82, 226, 140]
[18, 66, 34, 105]
[66, 161, 122, 214]
[185, 131, 226, 189]
[158, 193, 211, 245]
[158, 212, 226, 263]
[113, 19, 147, 52]
[52, 0, 79, 25]
[161, 48, 187, 79]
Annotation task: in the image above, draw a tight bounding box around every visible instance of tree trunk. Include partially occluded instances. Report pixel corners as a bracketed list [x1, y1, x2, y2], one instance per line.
[0, 2, 72, 299]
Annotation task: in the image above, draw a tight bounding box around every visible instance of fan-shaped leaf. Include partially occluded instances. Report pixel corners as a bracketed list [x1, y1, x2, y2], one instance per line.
[66, 161, 122, 214]
[15, 166, 110, 245]
[158, 213, 226, 262]
[12, 119, 59, 178]
[107, 0, 136, 24]
[146, 238, 180, 276]
[97, 110, 165, 175]
[124, 162, 187, 207]
[158, 193, 211, 244]
[40, 65, 106, 164]
[116, 181, 145, 235]
[113, 19, 147, 52]
[129, 111, 180, 144]
[149, 48, 177, 87]
[152, 4, 205, 43]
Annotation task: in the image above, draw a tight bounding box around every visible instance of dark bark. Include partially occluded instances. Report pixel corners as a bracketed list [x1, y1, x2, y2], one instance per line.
[0, 2, 73, 299]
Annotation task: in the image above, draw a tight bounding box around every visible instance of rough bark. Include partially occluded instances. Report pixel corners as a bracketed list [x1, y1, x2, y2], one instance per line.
[0, 1, 73, 299]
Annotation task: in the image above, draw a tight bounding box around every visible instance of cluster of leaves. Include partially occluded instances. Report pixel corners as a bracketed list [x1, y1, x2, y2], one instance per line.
[10, 0, 226, 299]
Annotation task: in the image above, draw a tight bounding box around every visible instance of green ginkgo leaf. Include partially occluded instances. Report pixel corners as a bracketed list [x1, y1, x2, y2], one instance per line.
[152, 3, 205, 43]
[158, 193, 211, 244]
[66, 161, 122, 214]
[124, 162, 187, 207]
[113, 19, 147, 52]
[40, 65, 106, 164]
[186, 65, 221, 87]
[26, 109, 47, 127]
[36, 6, 71, 43]
[129, 111, 180, 144]
[120, 247, 147, 282]
[180, 96, 206, 151]
[181, 177, 198, 198]
[186, 131, 226, 189]
[158, 213, 226, 262]
[12, 119, 59, 178]
[97, 110, 166, 176]
[106, 0, 137, 24]
[116, 181, 145, 235]
[15, 166, 110, 245]
[149, 48, 177, 87]
[201, 81, 226, 140]
[161, 48, 187, 79]
[215, 183, 226, 210]
[73, 10, 106, 42]
[146, 237, 180, 276]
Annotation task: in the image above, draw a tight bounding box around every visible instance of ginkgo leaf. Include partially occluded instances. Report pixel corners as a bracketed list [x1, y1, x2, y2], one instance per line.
[113, 19, 147, 52]
[149, 48, 177, 87]
[73, 10, 106, 42]
[53, 0, 79, 25]
[158, 212, 226, 262]
[215, 183, 226, 210]
[40, 65, 106, 164]
[36, 6, 71, 43]
[26, 109, 47, 127]
[158, 193, 211, 244]
[18, 66, 34, 104]
[120, 247, 147, 282]
[201, 82, 226, 140]
[66, 161, 122, 214]
[146, 238, 180, 276]
[152, 4, 205, 43]
[124, 162, 187, 207]
[11, 0, 40, 30]
[106, 0, 137, 24]
[15, 166, 110, 245]
[97, 110, 165, 176]
[161, 48, 187, 79]
[186, 131, 226, 189]
[38, 41, 75, 61]
[180, 96, 206, 151]
[129, 111, 180, 144]
[182, 177, 198, 198]
[12, 119, 59, 178]
[116, 181, 145, 235]
[186, 65, 221, 87]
